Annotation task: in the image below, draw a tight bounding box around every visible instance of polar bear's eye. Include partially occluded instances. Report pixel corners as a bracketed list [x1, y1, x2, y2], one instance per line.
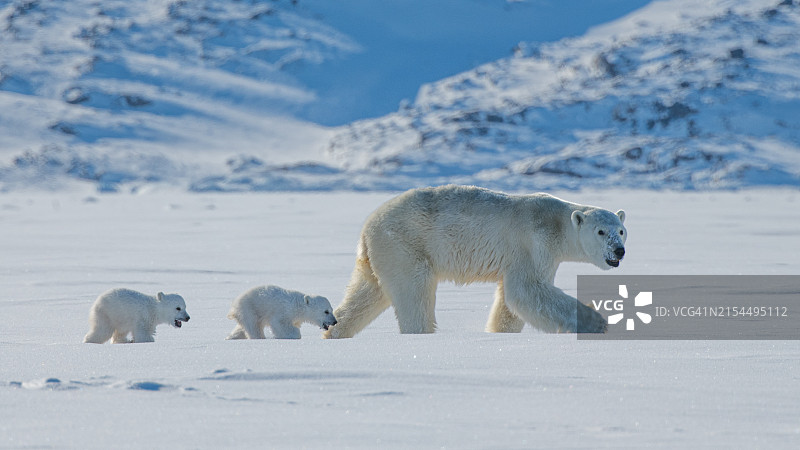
[619, 230, 624, 236]
[176, 307, 181, 311]
[598, 230, 605, 236]
[324, 310, 330, 314]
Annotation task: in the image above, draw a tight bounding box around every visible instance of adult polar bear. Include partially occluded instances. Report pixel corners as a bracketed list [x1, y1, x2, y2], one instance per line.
[323, 185, 626, 338]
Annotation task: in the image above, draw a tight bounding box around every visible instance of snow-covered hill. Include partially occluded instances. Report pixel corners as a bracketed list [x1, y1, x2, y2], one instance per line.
[1, 0, 798, 191]
[0, 0, 354, 190]
[316, 0, 800, 191]
[291, 0, 651, 126]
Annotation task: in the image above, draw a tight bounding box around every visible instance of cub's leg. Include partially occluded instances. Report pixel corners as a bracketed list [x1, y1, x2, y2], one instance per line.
[83, 310, 114, 344]
[132, 325, 156, 343]
[240, 312, 267, 339]
[226, 324, 247, 340]
[111, 330, 131, 344]
[269, 320, 302, 339]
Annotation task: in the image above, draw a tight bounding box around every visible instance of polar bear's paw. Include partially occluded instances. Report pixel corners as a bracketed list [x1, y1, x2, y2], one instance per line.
[577, 302, 608, 333]
[321, 323, 352, 339]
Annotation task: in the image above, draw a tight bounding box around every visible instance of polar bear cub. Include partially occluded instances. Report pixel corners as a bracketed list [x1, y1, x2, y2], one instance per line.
[83, 288, 190, 344]
[226, 285, 337, 339]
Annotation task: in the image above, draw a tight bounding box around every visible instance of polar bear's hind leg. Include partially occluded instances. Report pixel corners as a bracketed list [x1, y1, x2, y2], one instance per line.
[83, 310, 114, 344]
[111, 330, 131, 344]
[240, 312, 266, 339]
[226, 324, 247, 340]
[324, 258, 391, 339]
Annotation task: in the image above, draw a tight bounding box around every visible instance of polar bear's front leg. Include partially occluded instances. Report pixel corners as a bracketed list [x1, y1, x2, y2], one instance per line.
[269, 320, 302, 339]
[485, 281, 525, 333]
[503, 273, 606, 333]
[132, 325, 156, 343]
[576, 300, 608, 333]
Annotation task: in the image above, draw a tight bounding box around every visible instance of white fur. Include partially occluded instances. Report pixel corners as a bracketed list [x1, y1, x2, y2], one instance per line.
[83, 288, 190, 344]
[323, 184, 627, 338]
[226, 285, 337, 339]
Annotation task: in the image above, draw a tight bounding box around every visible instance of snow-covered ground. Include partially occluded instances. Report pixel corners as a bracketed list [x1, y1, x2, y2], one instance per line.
[1, 189, 798, 448]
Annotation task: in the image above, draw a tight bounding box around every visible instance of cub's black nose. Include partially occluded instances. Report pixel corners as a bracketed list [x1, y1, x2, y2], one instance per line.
[614, 247, 625, 259]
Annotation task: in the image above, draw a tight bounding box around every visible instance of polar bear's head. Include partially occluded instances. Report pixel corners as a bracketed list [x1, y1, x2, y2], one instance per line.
[157, 292, 191, 328]
[303, 295, 338, 330]
[571, 208, 627, 270]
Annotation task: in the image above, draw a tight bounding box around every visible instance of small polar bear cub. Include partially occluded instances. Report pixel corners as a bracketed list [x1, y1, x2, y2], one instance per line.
[226, 285, 337, 339]
[83, 288, 190, 344]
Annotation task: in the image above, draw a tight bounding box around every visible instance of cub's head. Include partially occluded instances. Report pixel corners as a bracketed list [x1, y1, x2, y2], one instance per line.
[304, 295, 337, 330]
[571, 208, 627, 270]
[157, 292, 191, 328]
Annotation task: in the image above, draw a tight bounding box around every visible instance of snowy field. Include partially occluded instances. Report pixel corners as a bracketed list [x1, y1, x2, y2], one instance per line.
[1, 188, 799, 448]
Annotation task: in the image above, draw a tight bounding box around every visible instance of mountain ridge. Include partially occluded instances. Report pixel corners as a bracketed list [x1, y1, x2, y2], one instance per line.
[1, 0, 797, 192]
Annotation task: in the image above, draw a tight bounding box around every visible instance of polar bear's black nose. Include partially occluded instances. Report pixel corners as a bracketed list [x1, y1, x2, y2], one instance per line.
[614, 247, 625, 259]
[185, 316, 190, 322]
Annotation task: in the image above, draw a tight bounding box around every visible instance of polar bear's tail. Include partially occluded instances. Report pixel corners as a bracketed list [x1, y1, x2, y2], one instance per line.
[323, 238, 391, 339]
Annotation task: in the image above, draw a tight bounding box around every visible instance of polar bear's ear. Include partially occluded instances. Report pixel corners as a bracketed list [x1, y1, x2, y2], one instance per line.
[571, 210, 586, 229]
[616, 210, 626, 224]
[157, 292, 164, 302]
[304, 295, 310, 305]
